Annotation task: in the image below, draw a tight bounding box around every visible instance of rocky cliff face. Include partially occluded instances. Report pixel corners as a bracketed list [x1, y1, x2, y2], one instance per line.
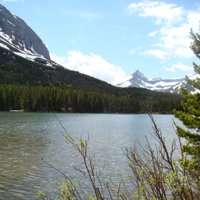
[0, 4, 50, 59]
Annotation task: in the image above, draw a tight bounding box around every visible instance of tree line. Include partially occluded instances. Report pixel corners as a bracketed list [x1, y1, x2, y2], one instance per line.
[0, 84, 181, 113]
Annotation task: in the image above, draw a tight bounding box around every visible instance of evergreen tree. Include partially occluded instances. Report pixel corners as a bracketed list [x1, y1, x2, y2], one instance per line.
[174, 30, 200, 176]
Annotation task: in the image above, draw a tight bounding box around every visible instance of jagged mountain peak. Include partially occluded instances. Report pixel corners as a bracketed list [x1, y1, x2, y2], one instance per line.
[117, 70, 148, 88]
[132, 70, 144, 76]
[131, 70, 147, 80]
[117, 70, 200, 93]
[0, 3, 50, 59]
[116, 70, 186, 93]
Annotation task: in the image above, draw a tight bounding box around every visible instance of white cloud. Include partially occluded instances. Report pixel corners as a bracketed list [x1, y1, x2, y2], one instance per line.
[127, 0, 200, 60]
[50, 53, 66, 64]
[165, 63, 193, 72]
[127, 1, 183, 24]
[148, 30, 158, 37]
[156, 23, 195, 58]
[50, 51, 126, 84]
[143, 49, 167, 59]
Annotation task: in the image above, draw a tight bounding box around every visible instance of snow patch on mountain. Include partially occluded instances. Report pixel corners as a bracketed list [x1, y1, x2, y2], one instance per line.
[116, 70, 200, 93]
[116, 70, 184, 92]
[0, 3, 50, 57]
[0, 3, 60, 68]
[169, 74, 200, 94]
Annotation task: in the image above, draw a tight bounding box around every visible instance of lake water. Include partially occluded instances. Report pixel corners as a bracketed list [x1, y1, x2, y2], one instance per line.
[0, 112, 179, 199]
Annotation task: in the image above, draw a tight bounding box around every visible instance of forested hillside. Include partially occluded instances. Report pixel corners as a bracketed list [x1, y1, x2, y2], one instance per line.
[0, 84, 182, 113]
[0, 46, 116, 93]
[0, 46, 182, 113]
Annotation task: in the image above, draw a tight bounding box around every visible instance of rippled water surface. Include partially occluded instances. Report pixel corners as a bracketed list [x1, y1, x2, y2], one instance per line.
[0, 112, 177, 199]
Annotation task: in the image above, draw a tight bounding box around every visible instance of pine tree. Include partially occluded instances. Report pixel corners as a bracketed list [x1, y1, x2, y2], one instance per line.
[174, 30, 200, 175]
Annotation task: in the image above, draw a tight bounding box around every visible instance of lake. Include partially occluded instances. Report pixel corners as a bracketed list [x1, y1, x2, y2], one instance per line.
[0, 112, 179, 199]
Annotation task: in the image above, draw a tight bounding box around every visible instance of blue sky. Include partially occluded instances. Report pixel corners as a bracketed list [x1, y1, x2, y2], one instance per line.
[1, 0, 200, 84]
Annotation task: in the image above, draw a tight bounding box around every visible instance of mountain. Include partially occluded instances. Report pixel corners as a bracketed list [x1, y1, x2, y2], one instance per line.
[0, 45, 118, 93]
[0, 3, 116, 92]
[0, 3, 194, 95]
[0, 45, 184, 114]
[169, 74, 200, 93]
[116, 70, 200, 93]
[116, 70, 184, 92]
[0, 4, 183, 113]
[0, 4, 50, 60]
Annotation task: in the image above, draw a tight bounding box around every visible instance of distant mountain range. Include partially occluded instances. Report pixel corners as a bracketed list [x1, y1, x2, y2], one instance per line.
[116, 70, 199, 93]
[0, 3, 198, 95]
[0, 3, 186, 114]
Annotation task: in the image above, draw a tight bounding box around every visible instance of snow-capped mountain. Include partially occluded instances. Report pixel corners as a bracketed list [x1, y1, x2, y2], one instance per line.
[116, 70, 199, 93]
[117, 70, 184, 92]
[0, 4, 58, 66]
[169, 74, 200, 93]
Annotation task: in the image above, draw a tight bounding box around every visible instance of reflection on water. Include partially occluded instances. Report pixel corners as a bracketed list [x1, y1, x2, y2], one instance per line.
[0, 112, 177, 199]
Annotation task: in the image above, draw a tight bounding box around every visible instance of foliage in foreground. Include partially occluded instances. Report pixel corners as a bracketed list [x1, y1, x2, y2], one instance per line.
[174, 30, 200, 182]
[37, 114, 200, 200]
